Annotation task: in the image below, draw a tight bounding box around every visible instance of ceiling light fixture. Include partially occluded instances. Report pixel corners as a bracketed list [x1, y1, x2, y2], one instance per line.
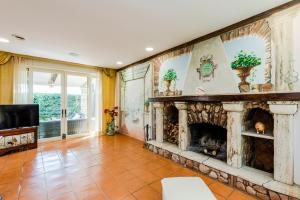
[69, 52, 79, 57]
[145, 47, 154, 52]
[11, 34, 26, 41]
[116, 61, 123, 65]
[0, 37, 10, 43]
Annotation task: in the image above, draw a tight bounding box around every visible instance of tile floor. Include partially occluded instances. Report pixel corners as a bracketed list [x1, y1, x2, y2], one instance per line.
[0, 134, 257, 200]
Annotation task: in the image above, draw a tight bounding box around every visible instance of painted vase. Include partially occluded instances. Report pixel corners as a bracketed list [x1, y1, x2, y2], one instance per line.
[235, 66, 254, 93]
[164, 80, 172, 93]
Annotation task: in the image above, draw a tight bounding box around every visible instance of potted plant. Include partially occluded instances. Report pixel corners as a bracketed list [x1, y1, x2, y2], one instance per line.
[104, 106, 118, 136]
[163, 69, 177, 94]
[231, 50, 261, 92]
[144, 100, 150, 113]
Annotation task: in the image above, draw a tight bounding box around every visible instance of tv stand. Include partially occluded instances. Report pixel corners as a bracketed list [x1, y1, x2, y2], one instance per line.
[0, 127, 38, 156]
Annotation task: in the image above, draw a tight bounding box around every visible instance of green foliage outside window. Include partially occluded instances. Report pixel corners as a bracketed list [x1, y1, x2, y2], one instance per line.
[33, 93, 81, 121]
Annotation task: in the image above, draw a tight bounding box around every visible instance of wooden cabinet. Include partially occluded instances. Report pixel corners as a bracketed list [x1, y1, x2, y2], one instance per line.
[0, 127, 38, 156]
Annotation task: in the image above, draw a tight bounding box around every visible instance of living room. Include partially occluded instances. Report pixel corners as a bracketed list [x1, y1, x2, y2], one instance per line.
[0, 1, 300, 200]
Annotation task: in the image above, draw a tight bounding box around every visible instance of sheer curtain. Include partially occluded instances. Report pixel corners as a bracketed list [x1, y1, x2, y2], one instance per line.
[13, 57, 29, 104]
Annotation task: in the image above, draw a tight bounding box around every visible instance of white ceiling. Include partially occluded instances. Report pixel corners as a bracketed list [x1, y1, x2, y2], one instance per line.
[0, 0, 291, 69]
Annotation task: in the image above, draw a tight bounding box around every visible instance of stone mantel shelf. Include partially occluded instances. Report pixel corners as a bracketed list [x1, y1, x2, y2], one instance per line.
[148, 92, 300, 102]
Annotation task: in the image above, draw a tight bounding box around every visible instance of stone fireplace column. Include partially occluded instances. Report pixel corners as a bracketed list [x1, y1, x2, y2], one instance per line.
[153, 102, 164, 143]
[175, 102, 188, 150]
[268, 101, 298, 185]
[222, 102, 244, 168]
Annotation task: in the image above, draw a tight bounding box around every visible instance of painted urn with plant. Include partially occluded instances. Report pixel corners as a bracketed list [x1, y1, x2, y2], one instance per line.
[104, 106, 118, 136]
[144, 100, 150, 113]
[163, 69, 177, 95]
[231, 50, 261, 92]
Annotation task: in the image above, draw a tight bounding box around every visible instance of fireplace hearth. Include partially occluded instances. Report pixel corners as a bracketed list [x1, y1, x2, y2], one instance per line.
[188, 123, 227, 161]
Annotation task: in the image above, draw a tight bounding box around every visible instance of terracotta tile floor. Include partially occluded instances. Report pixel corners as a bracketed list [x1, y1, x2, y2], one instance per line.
[0, 134, 257, 200]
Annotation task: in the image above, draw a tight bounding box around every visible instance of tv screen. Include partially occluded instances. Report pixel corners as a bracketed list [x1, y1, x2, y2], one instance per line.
[0, 104, 39, 130]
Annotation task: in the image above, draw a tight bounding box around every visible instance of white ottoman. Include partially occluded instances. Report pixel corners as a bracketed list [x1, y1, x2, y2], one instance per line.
[161, 177, 216, 200]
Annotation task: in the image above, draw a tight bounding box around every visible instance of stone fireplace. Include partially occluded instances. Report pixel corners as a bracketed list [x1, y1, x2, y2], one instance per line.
[150, 93, 300, 200]
[186, 102, 228, 161]
[188, 123, 227, 161]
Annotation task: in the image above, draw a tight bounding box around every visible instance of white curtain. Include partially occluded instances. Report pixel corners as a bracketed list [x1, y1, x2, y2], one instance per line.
[13, 58, 29, 104]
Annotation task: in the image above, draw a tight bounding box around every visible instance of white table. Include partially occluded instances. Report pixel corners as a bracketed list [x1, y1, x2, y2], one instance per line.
[161, 177, 217, 200]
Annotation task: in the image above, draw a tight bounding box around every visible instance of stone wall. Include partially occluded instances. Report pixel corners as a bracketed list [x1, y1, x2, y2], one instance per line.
[187, 102, 227, 128]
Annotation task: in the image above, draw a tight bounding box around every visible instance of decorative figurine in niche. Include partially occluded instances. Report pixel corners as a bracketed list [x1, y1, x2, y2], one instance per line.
[196, 55, 217, 82]
[255, 122, 266, 134]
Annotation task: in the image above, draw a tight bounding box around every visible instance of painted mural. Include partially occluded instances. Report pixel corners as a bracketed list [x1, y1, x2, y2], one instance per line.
[119, 5, 300, 98]
[153, 19, 278, 95]
[119, 63, 150, 141]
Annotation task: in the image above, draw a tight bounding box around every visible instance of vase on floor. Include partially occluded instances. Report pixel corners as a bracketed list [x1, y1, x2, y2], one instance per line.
[107, 121, 115, 136]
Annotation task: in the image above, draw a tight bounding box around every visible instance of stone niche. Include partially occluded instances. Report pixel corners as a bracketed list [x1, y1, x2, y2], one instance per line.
[243, 105, 274, 134]
[163, 103, 179, 145]
[188, 123, 227, 161]
[243, 104, 274, 173]
[243, 137, 274, 173]
[187, 102, 228, 161]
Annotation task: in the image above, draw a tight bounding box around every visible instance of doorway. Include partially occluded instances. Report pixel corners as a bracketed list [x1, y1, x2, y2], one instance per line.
[30, 69, 99, 141]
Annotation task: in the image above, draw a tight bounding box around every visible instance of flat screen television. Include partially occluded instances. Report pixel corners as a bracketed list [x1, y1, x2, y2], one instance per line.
[0, 104, 39, 130]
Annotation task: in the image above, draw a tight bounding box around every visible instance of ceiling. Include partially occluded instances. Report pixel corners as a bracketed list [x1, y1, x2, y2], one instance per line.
[0, 0, 291, 69]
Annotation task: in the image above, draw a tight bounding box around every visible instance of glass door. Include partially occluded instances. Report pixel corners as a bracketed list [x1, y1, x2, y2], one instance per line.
[66, 74, 89, 137]
[32, 70, 63, 140]
[30, 69, 99, 141]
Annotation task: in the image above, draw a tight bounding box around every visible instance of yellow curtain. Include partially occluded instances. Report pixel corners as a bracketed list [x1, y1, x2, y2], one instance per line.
[0, 52, 14, 104]
[0, 52, 12, 65]
[101, 68, 116, 135]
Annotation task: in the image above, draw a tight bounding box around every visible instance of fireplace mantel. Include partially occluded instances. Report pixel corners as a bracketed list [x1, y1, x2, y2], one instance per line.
[149, 92, 300, 102]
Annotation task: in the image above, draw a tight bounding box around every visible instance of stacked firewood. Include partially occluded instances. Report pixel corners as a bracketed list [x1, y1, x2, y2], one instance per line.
[165, 120, 179, 144]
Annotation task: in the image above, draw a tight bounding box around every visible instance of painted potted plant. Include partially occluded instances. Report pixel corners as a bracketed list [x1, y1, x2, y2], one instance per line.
[104, 106, 118, 136]
[163, 69, 177, 94]
[231, 50, 261, 92]
[144, 99, 150, 113]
